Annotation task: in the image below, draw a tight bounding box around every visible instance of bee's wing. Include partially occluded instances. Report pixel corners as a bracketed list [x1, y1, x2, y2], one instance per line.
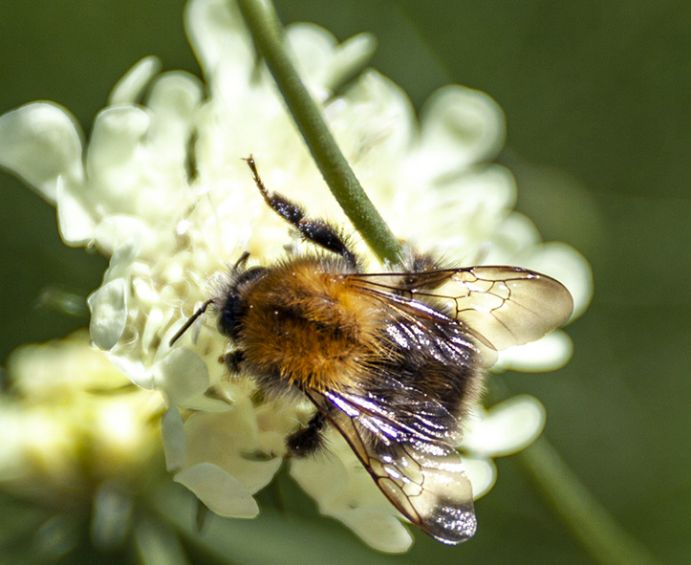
[305, 382, 477, 544]
[349, 266, 573, 362]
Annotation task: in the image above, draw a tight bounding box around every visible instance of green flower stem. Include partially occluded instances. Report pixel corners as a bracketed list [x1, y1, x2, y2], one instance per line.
[490, 378, 658, 564]
[517, 437, 660, 565]
[237, 0, 402, 264]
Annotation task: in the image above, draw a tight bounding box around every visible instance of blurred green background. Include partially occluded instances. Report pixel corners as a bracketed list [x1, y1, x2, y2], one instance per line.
[1, 1, 690, 563]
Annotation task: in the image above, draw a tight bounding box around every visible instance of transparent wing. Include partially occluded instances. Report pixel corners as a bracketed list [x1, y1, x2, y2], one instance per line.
[305, 381, 477, 544]
[349, 265, 573, 355]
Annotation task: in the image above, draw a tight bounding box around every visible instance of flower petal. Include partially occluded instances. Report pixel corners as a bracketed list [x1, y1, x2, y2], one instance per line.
[56, 176, 96, 246]
[290, 448, 349, 507]
[322, 33, 377, 95]
[418, 85, 505, 174]
[162, 406, 186, 472]
[107, 353, 155, 390]
[147, 71, 203, 163]
[338, 509, 413, 554]
[154, 348, 209, 405]
[0, 102, 83, 201]
[335, 70, 415, 167]
[290, 432, 412, 553]
[183, 406, 284, 494]
[185, 0, 253, 92]
[418, 165, 516, 255]
[286, 23, 337, 92]
[497, 330, 573, 372]
[486, 212, 542, 261]
[174, 462, 259, 518]
[88, 278, 128, 351]
[86, 106, 150, 180]
[462, 395, 545, 457]
[463, 456, 497, 499]
[519, 242, 593, 319]
[93, 215, 153, 254]
[109, 56, 162, 105]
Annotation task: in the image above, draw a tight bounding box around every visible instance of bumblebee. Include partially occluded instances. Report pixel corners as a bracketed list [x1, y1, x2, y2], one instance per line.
[171, 157, 573, 544]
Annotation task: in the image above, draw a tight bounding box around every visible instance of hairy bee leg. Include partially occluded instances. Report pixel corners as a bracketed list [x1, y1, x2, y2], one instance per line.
[243, 156, 357, 268]
[402, 252, 448, 289]
[224, 350, 245, 374]
[410, 252, 443, 273]
[286, 410, 327, 457]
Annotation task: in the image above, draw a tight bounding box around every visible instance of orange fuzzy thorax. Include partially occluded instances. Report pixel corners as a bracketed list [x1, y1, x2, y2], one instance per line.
[238, 258, 384, 391]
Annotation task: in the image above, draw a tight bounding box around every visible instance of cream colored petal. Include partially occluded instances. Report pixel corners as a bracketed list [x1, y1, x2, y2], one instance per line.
[486, 212, 543, 262]
[149, 72, 203, 116]
[290, 430, 420, 552]
[336, 70, 415, 166]
[139, 306, 166, 351]
[324, 33, 377, 91]
[93, 215, 154, 255]
[102, 244, 140, 282]
[443, 165, 516, 213]
[174, 462, 259, 518]
[147, 71, 203, 162]
[462, 456, 497, 499]
[185, 0, 252, 88]
[462, 395, 545, 457]
[285, 24, 376, 100]
[497, 330, 573, 372]
[86, 106, 192, 224]
[322, 33, 377, 95]
[107, 353, 155, 390]
[154, 348, 209, 405]
[337, 509, 413, 554]
[109, 56, 162, 105]
[56, 176, 96, 246]
[418, 165, 516, 251]
[418, 85, 505, 174]
[286, 23, 337, 89]
[183, 408, 284, 494]
[162, 406, 186, 472]
[291, 451, 413, 553]
[0, 102, 83, 201]
[86, 105, 150, 182]
[289, 450, 349, 507]
[88, 278, 128, 351]
[518, 242, 593, 319]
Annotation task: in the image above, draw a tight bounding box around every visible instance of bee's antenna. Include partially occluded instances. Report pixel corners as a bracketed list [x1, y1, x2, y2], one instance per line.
[169, 299, 214, 346]
[233, 251, 251, 271]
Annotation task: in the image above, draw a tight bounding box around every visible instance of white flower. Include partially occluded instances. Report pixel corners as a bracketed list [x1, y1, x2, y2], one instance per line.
[0, 0, 592, 552]
[0, 332, 163, 507]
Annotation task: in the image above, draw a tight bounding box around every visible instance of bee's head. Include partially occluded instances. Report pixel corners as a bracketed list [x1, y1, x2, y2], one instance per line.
[217, 266, 266, 340]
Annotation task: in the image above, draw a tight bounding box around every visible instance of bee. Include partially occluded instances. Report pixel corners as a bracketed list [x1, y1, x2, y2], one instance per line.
[170, 157, 573, 544]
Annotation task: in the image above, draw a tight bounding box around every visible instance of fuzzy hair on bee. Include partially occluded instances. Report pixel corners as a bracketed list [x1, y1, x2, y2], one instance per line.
[169, 156, 574, 544]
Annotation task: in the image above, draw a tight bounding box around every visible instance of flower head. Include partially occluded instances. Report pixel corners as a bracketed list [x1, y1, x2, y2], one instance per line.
[0, 0, 591, 552]
[0, 332, 164, 553]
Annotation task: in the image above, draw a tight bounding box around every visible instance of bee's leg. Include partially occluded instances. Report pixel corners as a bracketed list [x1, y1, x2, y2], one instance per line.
[286, 411, 327, 457]
[410, 252, 443, 273]
[224, 350, 245, 374]
[243, 156, 357, 268]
